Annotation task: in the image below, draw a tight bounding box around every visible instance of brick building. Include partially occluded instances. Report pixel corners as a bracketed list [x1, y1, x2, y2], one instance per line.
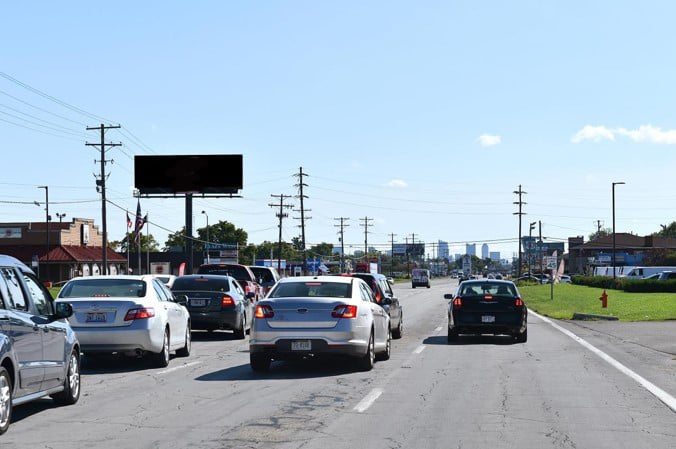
[0, 218, 127, 284]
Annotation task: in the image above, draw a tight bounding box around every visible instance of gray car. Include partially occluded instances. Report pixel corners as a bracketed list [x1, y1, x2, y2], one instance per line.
[0, 255, 80, 435]
[249, 276, 391, 372]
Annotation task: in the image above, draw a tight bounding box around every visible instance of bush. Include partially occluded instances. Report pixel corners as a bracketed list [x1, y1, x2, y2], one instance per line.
[623, 279, 676, 293]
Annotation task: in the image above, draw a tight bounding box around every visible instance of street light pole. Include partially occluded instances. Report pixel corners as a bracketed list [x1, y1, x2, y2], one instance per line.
[612, 181, 625, 279]
[37, 186, 50, 278]
[56, 212, 66, 223]
[201, 211, 209, 263]
[529, 222, 536, 277]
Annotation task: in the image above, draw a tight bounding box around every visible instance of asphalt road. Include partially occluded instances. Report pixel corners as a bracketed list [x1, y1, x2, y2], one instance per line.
[2, 279, 675, 449]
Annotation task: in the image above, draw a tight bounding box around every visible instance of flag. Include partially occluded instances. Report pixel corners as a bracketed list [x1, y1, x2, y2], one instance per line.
[126, 212, 132, 229]
[134, 200, 145, 244]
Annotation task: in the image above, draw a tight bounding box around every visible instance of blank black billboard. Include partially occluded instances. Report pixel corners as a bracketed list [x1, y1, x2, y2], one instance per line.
[134, 154, 243, 194]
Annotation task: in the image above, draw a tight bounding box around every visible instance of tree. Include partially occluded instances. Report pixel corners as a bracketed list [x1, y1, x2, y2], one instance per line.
[589, 227, 612, 242]
[111, 232, 160, 252]
[164, 220, 248, 252]
[309, 242, 334, 257]
[654, 222, 676, 239]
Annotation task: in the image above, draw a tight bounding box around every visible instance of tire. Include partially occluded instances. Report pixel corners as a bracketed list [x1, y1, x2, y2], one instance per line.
[176, 325, 191, 357]
[51, 349, 81, 405]
[0, 367, 12, 435]
[376, 329, 391, 361]
[426, 283, 430, 288]
[233, 314, 246, 340]
[447, 327, 459, 343]
[412, 284, 416, 289]
[357, 332, 375, 371]
[152, 328, 170, 368]
[514, 328, 528, 343]
[250, 352, 271, 372]
[392, 315, 403, 339]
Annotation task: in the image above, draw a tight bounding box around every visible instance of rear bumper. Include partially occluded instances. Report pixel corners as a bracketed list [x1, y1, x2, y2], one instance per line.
[449, 309, 527, 336]
[188, 309, 241, 330]
[250, 339, 367, 359]
[73, 326, 163, 353]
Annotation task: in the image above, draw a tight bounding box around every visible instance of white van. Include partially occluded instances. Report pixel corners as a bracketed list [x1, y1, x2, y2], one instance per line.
[624, 266, 676, 279]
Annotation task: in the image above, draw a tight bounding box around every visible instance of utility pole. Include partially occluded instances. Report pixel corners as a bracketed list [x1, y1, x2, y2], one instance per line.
[293, 167, 311, 274]
[410, 233, 417, 266]
[359, 217, 373, 262]
[595, 220, 603, 233]
[87, 123, 121, 275]
[269, 194, 293, 272]
[513, 185, 527, 278]
[334, 217, 349, 273]
[388, 233, 397, 277]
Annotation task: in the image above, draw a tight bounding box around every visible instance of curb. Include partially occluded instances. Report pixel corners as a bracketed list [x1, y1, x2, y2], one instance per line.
[572, 312, 619, 321]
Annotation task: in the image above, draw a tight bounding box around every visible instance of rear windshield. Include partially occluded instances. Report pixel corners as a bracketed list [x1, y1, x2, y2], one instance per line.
[198, 265, 250, 281]
[460, 283, 516, 297]
[172, 277, 231, 292]
[59, 279, 147, 298]
[250, 267, 275, 283]
[270, 281, 351, 298]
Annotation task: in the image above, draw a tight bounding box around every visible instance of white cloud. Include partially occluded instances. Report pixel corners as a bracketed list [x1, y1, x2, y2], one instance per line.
[478, 134, 502, 147]
[572, 124, 676, 144]
[385, 179, 407, 188]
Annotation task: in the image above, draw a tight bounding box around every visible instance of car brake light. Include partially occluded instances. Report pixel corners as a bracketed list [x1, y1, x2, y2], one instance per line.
[515, 298, 524, 307]
[255, 305, 274, 318]
[453, 297, 462, 308]
[124, 307, 155, 321]
[332, 304, 357, 318]
[483, 295, 493, 300]
[221, 295, 235, 307]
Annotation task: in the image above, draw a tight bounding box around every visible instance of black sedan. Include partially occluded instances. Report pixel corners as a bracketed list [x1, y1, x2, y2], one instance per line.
[172, 274, 255, 339]
[444, 279, 527, 343]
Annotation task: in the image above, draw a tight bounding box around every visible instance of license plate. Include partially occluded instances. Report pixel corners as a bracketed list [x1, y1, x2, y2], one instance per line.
[86, 312, 107, 323]
[481, 315, 495, 323]
[191, 299, 206, 307]
[291, 340, 311, 351]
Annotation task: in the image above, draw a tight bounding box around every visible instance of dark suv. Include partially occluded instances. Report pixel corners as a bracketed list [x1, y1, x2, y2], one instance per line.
[197, 263, 265, 301]
[0, 255, 80, 434]
[343, 272, 403, 339]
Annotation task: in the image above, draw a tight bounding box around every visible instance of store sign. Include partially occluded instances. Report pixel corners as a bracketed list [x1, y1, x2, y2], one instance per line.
[0, 227, 22, 238]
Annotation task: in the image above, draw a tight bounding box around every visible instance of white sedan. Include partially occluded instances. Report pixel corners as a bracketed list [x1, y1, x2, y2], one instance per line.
[56, 275, 191, 367]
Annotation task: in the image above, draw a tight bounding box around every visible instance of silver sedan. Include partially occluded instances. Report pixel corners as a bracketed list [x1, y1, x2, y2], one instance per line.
[249, 276, 391, 372]
[56, 275, 191, 367]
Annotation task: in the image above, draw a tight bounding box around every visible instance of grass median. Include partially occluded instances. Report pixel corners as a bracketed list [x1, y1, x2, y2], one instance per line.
[518, 283, 676, 321]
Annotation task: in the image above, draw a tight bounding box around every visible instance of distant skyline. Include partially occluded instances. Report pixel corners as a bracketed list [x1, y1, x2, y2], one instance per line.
[2, 2, 676, 259]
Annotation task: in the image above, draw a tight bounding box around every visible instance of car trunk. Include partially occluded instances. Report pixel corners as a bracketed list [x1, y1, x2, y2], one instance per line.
[174, 290, 234, 311]
[455, 294, 523, 325]
[264, 298, 345, 329]
[66, 298, 143, 327]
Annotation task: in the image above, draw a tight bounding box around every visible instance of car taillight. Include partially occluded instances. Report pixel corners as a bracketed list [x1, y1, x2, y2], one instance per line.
[124, 307, 155, 321]
[332, 304, 357, 318]
[255, 305, 274, 318]
[515, 298, 524, 307]
[483, 295, 493, 300]
[453, 297, 462, 308]
[221, 295, 235, 307]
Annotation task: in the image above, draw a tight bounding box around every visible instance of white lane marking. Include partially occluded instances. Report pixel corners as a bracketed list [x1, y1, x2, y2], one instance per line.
[157, 361, 200, 375]
[531, 310, 676, 413]
[353, 388, 384, 413]
[434, 326, 442, 332]
[413, 345, 426, 354]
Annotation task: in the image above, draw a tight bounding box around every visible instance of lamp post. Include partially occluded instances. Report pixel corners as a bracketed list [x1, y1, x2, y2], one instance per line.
[201, 210, 209, 263]
[56, 212, 66, 223]
[529, 222, 536, 277]
[612, 181, 625, 279]
[37, 186, 50, 276]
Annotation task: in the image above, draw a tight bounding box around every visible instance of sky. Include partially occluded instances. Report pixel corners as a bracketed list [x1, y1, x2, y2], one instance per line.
[2, 1, 676, 261]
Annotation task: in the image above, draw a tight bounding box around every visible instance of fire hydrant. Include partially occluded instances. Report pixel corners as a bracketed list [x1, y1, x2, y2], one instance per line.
[599, 289, 608, 308]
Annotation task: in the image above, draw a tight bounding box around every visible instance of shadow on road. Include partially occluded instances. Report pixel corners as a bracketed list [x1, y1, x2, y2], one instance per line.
[196, 357, 365, 381]
[423, 334, 518, 346]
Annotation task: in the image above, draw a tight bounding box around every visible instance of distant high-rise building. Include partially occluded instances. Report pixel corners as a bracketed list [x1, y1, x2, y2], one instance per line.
[454, 253, 463, 262]
[438, 240, 449, 260]
[481, 243, 489, 259]
[489, 251, 501, 261]
[466, 243, 476, 256]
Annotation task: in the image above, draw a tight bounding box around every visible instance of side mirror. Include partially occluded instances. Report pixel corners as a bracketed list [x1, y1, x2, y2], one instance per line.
[54, 302, 73, 319]
[246, 292, 256, 301]
[381, 297, 392, 305]
[175, 294, 188, 305]
[444, 293, 454, 300]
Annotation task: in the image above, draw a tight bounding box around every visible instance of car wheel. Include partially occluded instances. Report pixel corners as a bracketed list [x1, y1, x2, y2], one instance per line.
[393, 316, 403, 339]
[176, 326, 191, 357]
[447, 327, 459, 343]
[250, 353, 271, 372]
[0, 367, 12, 435]
[376, 329, 391, 361]
[357, 331, 375, 371]
[233, 314, 246, 340]
[152, 328, 170, 368]
[514, 328, 528, 343]
[51, 349, 81, 405]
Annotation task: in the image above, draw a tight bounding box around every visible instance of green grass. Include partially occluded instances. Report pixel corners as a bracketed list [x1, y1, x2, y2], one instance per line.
[518, 283, 676, 321]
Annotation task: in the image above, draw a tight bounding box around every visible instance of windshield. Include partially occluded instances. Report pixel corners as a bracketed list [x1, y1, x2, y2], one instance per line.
[172, 277, 231, 292]
[270, 281, 351, 298]
[59, 279, 147, 298]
